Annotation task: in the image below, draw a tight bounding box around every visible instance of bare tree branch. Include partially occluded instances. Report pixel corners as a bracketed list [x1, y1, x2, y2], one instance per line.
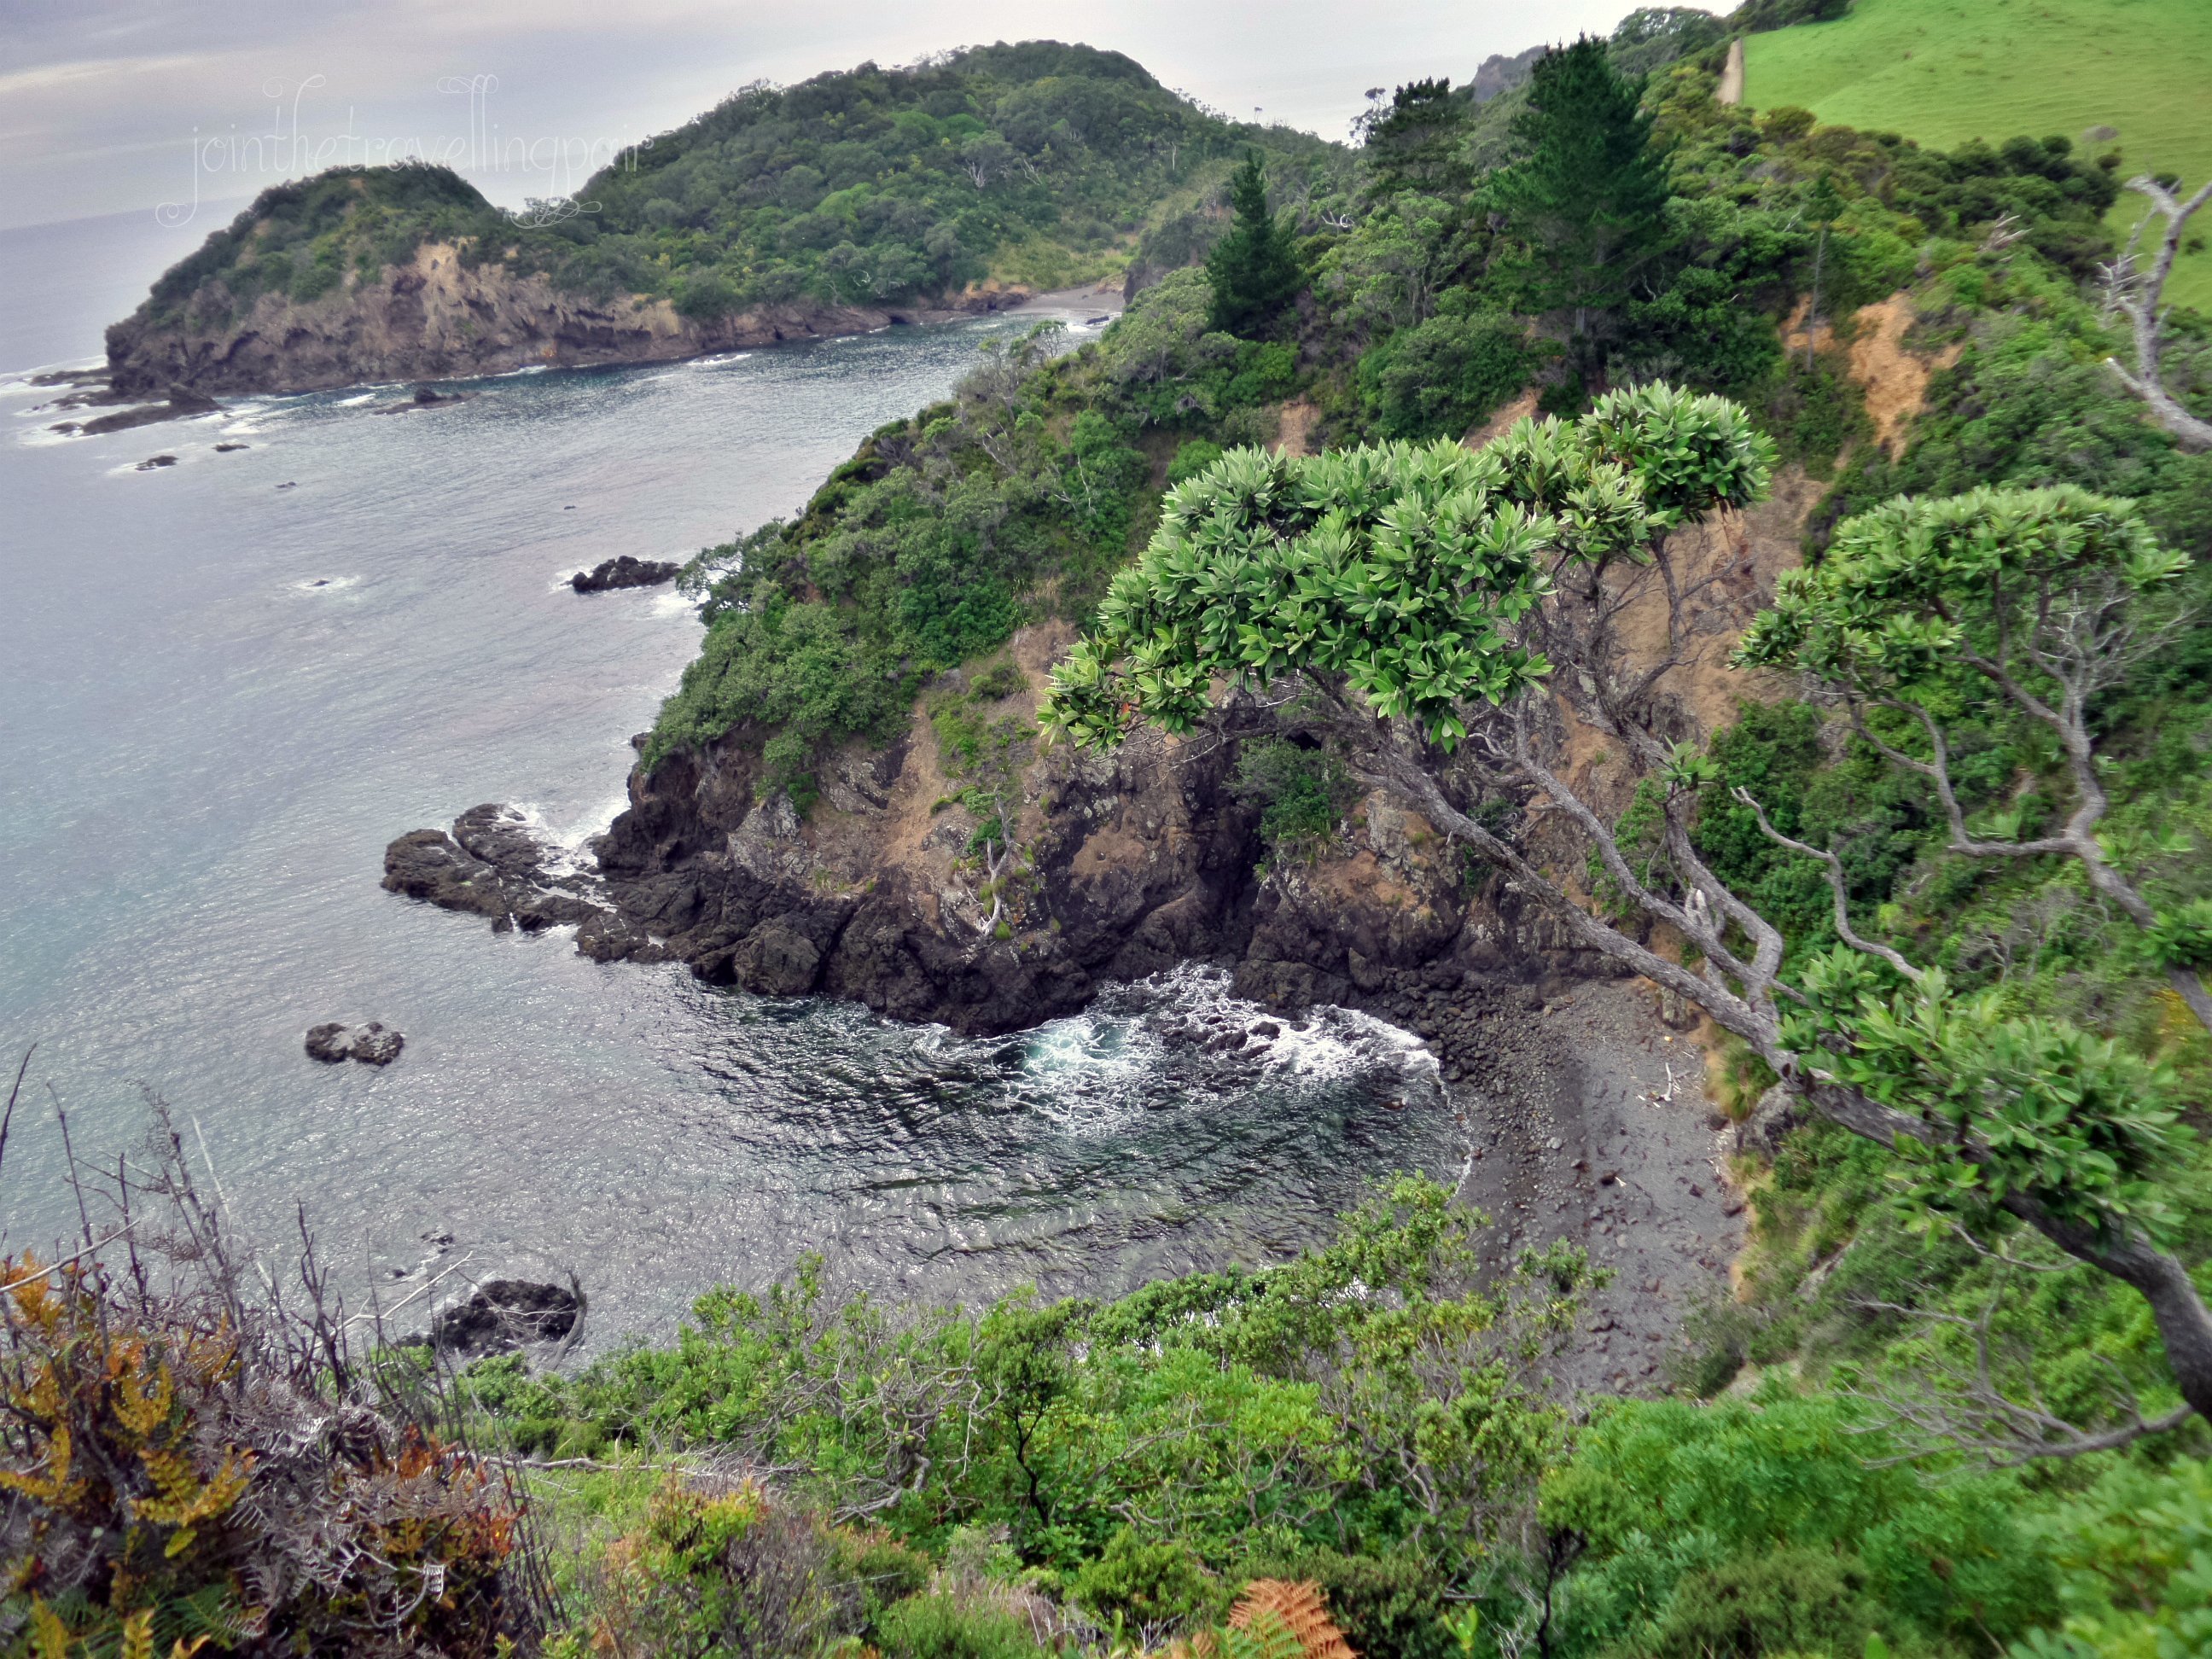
[2101, 172, 2212, 451]
[1733, 787, 1923, 981]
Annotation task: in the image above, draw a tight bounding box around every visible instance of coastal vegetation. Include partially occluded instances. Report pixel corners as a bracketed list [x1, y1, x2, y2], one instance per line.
[616, 8, 2212, 1654]
[1742, 0, 2212, 309]
[125, 44, 1342, 336]
[22, 3, 2212, 1656]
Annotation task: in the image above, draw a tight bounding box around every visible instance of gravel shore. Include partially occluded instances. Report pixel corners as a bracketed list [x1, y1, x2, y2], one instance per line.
[1365, 974, 1746, 1394]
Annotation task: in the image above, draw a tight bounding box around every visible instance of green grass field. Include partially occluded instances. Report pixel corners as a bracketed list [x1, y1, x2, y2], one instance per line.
[1745, 0, 2212, 310]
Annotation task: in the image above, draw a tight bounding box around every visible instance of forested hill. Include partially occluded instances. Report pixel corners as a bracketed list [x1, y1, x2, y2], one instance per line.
[102, 41, 1346, 395]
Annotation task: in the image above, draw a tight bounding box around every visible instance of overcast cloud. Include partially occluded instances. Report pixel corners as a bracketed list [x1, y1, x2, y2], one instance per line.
[0, 0, 1668, 231]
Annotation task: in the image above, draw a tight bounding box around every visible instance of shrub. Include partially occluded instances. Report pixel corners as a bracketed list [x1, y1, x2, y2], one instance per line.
[874, 1592, 1053, 1659]
[1359, 308, 1531, 439]
[1070, 1527, 1221, 1633]
[1168, 439, 1225, 486]
[1233, 739, 1358, 856]
[1641, 1545, 1875, 1659]
[1, 1126, 528, 1656]
[970, 661, 1030, 702]
[1249, 1550, 1451, 1659]
[558, 1476, 865, 1659]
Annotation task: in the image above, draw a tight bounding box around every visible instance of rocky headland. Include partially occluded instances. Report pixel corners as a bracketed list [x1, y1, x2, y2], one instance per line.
[105, 239, 1037, 399]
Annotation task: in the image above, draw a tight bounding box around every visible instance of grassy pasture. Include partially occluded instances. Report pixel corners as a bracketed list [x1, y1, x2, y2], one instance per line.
[1745, 0, 2212, 309]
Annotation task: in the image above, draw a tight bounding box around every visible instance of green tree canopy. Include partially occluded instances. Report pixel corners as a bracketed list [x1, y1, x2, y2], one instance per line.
[1206, 151, 1305, 337]
[1488, 37, 1672, 385]
[1040, 383, 1772, 750]
[1355, 79, 1474, 199]
[1044, 393, 2212, 1438]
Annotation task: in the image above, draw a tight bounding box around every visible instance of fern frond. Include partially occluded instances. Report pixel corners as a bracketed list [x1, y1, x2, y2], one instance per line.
[1230, 1581, 1357, 1659]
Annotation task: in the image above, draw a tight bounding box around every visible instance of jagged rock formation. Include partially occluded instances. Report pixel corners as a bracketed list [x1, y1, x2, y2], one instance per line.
[572, 556, 682, 593]
[383, 451, 1823, 1037]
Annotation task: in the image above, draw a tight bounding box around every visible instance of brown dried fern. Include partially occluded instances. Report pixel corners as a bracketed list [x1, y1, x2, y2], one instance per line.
[1230, 1580, 1357, 1659]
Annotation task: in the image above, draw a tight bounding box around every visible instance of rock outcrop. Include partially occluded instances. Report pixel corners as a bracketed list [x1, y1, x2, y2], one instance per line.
[381, 803, 603, 934]
[305, 1022, 405, 1065]
[572, 556, 682, 593]
[107, 241, 1033, 398]
[384, 468, 1819, 1039]
[430, 1278, 583, 1357]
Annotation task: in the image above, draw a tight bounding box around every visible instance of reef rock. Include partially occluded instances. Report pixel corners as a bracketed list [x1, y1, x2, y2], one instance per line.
[572, 556, 682, 593]
[305, 1021, 406, 1065]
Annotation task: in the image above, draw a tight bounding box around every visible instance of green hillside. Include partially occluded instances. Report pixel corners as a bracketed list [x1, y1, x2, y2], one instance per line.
[1745, 0, 2212, 308]
[126, 43, 1345, 334]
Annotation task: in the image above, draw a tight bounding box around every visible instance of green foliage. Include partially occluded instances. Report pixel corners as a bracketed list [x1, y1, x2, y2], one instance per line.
[1069, 1528, 1222, 1630]
[137, 162, 505, 328]
[1043, 384, 1773, 753]
[1732, 0, 1854, 32]
[1540, 1392, 2058, 1657]
[1784, 952, 2194, 1243]
[1232, 738, 1359, 854]
[875, 1593, 1051, 1659]
[474, 1179, 1592, 1589]
[1739, 485, 2186, 693]
[1819, 310, 2212, 560]
[1168, 439, 1225, 485]
[1358, 303, 1533, 439]
[1488, 39, 1672, 381]
[2015, 1457, 2212, 1657]
[1357, 81, 1474, 200]
[137, 48, 1348, 335]
[1208, 152, 1306, 338]
[969, 661, 1030, 701]
[1742, 0, 2212, 308]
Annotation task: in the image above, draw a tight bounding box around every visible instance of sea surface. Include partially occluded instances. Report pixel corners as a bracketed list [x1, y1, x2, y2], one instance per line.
[0, 211, 1461, 1348]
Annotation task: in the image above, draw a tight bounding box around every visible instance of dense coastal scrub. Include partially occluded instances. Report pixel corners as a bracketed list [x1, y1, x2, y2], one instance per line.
[613, 13, 2212, 1659]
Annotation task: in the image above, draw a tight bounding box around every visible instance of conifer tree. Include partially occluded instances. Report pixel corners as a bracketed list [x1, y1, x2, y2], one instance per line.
[1206, 152, 1304, 338]
[1489, 37, 1670, 388]
[1357, 79, 1473, 198]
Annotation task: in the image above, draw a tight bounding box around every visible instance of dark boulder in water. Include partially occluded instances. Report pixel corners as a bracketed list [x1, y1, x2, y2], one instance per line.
[304, 1022, 352, 1062]
[431, 1278, 583, 1357]
[304, 1021, 405, 1065]
[571, 555, 682, 593]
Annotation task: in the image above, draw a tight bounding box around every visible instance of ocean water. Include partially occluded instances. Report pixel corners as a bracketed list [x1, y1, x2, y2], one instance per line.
[0, 218, 1460, 1346]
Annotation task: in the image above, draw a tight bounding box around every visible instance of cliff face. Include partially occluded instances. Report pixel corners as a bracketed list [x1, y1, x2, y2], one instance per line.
[386, 621, 1604, 1038]
[105, 242, 1027, 398]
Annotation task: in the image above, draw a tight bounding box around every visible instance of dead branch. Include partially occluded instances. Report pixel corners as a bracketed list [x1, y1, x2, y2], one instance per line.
[2101, 172, 2212, 451]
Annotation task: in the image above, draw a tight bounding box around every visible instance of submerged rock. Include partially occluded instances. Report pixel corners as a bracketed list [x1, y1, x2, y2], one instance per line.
[305, 1021, 405, 1065]
[431, 1278, 583, 1357]
[572, 555, 682, 593]
[372, 384, 474, 415]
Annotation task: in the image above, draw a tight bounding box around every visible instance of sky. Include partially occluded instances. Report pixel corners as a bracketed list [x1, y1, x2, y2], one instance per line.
[0, 0, 1673, 233]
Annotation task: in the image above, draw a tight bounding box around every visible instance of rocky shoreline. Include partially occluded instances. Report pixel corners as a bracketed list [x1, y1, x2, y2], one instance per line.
[383, 742, 1750, 1382]
[105, 237, 1043, 398]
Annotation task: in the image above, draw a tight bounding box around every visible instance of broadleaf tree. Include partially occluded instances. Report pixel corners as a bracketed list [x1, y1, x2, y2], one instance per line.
[1040, 383, 2212, 1450]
